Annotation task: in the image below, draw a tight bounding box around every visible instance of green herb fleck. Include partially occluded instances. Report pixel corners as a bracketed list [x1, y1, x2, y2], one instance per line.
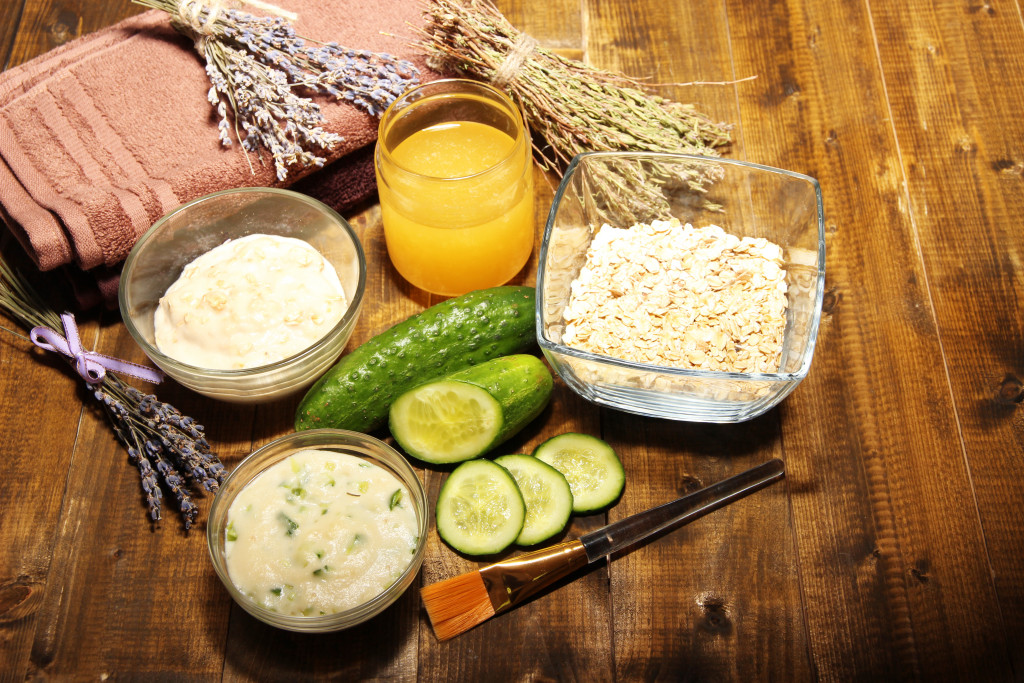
[346, 533, 366, 554]
[278, 512, 299, 536]
[226, 522, 238, 542]
[389, 489, 403, 510]
[313, 565, 331, 577]
[270, 587, 282, 596]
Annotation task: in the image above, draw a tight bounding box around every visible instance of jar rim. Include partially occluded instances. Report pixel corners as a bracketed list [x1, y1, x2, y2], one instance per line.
[376, 78, 529, 182]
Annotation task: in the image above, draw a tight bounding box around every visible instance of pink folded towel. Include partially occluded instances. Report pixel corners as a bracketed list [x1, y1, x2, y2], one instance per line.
[0, 0, 435, 302]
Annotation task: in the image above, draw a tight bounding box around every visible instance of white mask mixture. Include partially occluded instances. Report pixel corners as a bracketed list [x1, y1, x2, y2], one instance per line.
[154, 234, 348, 369]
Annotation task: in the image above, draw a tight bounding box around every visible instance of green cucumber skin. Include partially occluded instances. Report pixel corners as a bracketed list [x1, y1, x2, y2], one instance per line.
[295, 286, 536, 433]
[441, 354, 553, 450]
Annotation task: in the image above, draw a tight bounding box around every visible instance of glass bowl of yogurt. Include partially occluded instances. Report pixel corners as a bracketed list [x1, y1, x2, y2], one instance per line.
[207, 429, 428, 633]
[119, 188, 366, 403]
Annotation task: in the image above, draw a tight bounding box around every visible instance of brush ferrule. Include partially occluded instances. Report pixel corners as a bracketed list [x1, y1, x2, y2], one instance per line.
[479, 540, 589, 613]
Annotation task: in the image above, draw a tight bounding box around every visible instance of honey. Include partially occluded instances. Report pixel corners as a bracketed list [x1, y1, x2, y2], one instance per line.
[375, 80, 534, 296]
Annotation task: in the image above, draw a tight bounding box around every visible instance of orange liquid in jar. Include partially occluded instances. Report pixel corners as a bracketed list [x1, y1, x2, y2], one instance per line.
[378, 120, 534, 296]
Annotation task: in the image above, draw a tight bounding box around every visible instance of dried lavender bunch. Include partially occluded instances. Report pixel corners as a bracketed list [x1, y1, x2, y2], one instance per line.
[0, 257, 225, 530]
[134, 0, 419, 180]
[421, 0, 732, 224]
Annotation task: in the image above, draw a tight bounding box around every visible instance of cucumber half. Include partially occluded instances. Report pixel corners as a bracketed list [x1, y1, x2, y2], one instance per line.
[532, 433, 625, 513]
[389, 355, 552, 464]
[390, 381, 501, 463]
[494, 454, 574, 546]
[435, 459, 525, 556]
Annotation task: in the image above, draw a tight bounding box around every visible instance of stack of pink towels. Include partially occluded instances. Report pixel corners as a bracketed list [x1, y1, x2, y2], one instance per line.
[0, 0, 435, 306]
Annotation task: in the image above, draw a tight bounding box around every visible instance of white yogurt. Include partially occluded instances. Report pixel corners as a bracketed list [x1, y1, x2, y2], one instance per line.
[154, 233, 348, 369]
[224, 449, 419, 617]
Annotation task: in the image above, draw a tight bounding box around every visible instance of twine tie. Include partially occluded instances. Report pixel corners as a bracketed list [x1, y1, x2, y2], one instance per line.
[491, 34, 539, 88]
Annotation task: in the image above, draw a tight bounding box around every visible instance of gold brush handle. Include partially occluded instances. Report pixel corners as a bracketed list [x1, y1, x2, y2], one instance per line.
[479, 540, 589, 613]
[580, 459, 786, 562]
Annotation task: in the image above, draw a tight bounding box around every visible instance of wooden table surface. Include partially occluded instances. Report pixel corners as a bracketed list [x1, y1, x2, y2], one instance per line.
[2, 0, 1023, 680]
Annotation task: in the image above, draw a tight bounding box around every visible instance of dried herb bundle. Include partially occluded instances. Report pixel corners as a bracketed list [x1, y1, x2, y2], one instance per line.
[134, 0, 419, 180]
[420, 0, 733, 223]
[0, 257, 224, 529]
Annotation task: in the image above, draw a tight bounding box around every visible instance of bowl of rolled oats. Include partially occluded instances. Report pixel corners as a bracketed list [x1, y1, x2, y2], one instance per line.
[536, 152, 825, 422]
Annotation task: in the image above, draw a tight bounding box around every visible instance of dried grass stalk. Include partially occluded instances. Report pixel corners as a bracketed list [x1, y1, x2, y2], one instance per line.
[420, 0, 733, 223]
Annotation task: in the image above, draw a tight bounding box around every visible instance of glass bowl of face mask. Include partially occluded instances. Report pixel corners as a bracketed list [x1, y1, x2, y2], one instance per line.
[206, 429, 428, 632]
[119, 188, 366, 403]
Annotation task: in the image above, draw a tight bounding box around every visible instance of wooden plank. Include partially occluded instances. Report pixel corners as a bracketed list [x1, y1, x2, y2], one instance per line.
[866, 0, 1024, 674]
[0, 1, 26, 70]
[725, 0, 1013, 679]
[575, 0, 814, 680]
[495, 0, 582, 52]
[0, 239, 87, 681]
[6, 0, 143, 68]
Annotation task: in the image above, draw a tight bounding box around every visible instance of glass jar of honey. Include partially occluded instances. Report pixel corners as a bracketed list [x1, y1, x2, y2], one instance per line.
[375, 79, 535, 296]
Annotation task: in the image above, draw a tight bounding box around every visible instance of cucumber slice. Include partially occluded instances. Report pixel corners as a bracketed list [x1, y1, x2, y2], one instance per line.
[435, 459, 525, 556]
[390, 381, 501, 463]
[532, 433, 625, 513]
[494, 454, 574, 546]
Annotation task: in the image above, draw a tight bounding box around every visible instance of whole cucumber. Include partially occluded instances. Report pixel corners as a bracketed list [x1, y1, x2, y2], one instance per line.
[295, 286, 536, 433]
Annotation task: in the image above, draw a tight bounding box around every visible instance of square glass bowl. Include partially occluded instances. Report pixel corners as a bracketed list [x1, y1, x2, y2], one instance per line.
[119, 188, 366, 403]
[536, 152, 826, 423]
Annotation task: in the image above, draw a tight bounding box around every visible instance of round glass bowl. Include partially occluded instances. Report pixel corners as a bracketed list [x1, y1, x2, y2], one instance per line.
[206, 429, 428, 633]
[537, 152, 826, 423]
[119, 188, 366, 403]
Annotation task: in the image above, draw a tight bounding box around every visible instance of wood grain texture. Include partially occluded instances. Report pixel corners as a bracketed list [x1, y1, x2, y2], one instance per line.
[6, 0, 144, 68]
[726, 0, 1013, 679]
[867, 0, 1024, 673]
[0, 1, 26, 70]
[2, 0, 1024, 679]
[0, 240, 88, 680]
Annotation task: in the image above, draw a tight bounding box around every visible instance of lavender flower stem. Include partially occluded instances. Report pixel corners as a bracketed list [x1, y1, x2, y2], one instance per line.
[132, 0, 419, 180]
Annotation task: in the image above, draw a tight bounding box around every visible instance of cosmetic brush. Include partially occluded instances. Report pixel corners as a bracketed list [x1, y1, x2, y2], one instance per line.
[420, 458, 785, 641]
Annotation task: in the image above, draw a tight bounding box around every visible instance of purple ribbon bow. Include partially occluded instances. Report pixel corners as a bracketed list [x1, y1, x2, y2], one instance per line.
[30, 312, 165, 386]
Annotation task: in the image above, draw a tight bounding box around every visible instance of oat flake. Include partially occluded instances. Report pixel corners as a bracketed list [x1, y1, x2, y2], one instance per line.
[562, 219, 788, 373]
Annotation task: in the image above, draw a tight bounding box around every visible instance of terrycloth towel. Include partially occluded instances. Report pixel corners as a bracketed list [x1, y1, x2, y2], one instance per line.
[0, 0, 435, 304]
[63, 146, 379, 310]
